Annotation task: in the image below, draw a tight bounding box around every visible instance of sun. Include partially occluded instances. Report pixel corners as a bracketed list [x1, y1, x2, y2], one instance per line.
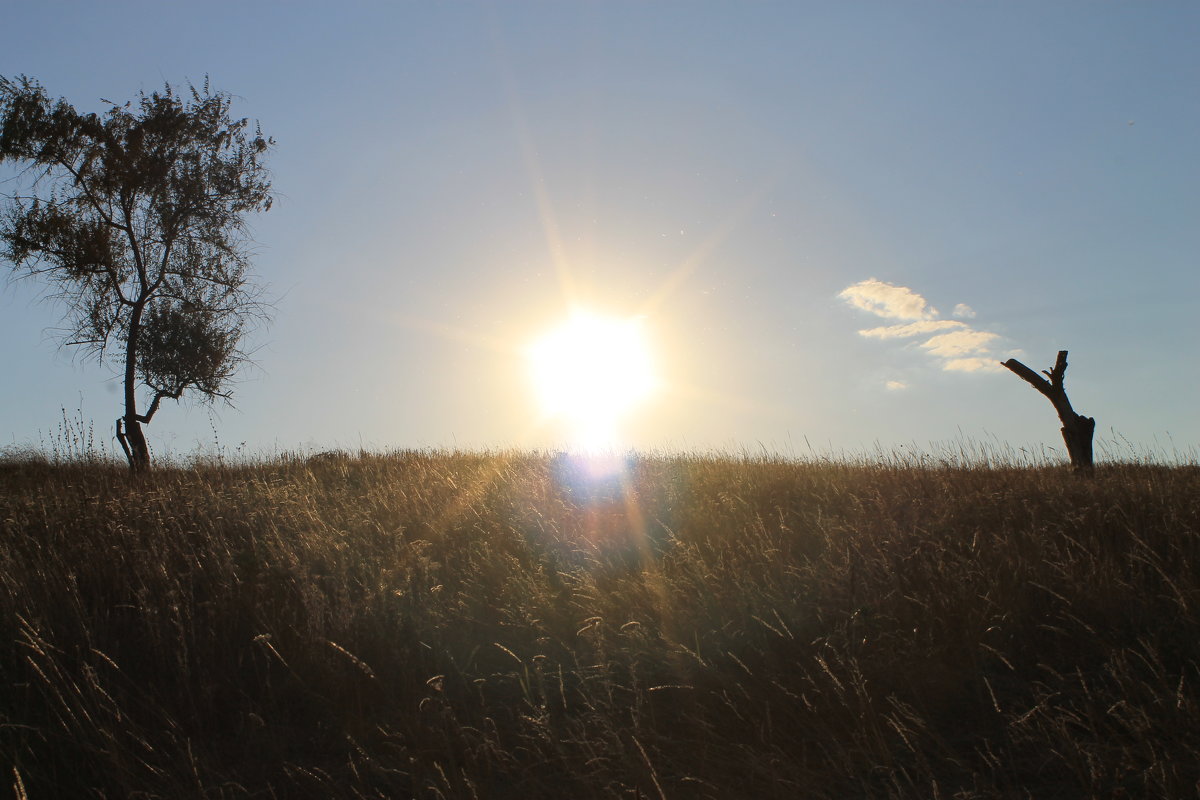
[526, 311, 658, 449]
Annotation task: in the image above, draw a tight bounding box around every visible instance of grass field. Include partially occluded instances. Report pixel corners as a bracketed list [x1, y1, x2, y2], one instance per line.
[2, 450, 1198, 798]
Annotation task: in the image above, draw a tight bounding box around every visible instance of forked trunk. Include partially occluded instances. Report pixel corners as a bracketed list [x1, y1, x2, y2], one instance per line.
[118, 307, 151, 472]
[116, 415, 151, 472]
[1001, 350, 1095, 475]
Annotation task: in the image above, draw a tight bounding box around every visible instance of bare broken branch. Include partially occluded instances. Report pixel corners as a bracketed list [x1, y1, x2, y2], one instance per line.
[1002, 350, 1095, 475]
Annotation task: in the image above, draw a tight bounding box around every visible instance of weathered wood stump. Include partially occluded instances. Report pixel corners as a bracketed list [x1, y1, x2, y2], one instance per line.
[1001, 350, 1095, 475]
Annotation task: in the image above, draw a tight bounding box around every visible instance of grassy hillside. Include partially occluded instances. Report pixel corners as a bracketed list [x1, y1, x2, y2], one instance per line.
[2, 452, 1198, 798]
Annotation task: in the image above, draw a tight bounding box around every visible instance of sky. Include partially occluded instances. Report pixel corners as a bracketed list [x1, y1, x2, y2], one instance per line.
[1, 2, 1198, 462]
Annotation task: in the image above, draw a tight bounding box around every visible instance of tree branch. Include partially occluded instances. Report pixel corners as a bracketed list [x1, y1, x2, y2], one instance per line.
[56, 158, 122, 231]
[115, 417, 133, 463]
[1001, 357, 1053, 397]
[135, 388, 182, 424]
[1002, 351, 1080, 423]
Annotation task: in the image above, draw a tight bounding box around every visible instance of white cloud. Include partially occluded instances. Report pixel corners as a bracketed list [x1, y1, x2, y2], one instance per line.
[838, 279, 937, 320]
[839, 278, 1014, 377]
[920, 330, 1000, 358]
[858, 320, 966, 339]
[943, 357, 1004, 373]
[885, 380, 909, 391]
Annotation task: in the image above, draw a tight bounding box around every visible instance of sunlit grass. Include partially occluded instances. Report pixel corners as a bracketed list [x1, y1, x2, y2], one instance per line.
[1, 448, 1198, 797]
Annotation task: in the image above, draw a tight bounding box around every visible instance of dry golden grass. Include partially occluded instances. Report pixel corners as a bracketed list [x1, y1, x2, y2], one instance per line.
[1, 450, 1198, 798]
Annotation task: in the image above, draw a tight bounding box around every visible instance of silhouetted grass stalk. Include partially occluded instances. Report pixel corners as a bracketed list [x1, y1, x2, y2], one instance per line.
[1, 449, 1197, 797]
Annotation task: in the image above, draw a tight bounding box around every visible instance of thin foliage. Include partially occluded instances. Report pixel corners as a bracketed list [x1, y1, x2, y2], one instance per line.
[0, 75, 273, 470]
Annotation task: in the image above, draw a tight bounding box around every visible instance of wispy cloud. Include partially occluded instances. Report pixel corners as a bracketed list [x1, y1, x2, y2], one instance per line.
[920, 330, 1000, 358]
[837, 279, 937, 321]
[943, 357, 1004, 373]
[885, 380, 909, 391]
[858, 320, 967, 339]
[840, 278, 1011, 375]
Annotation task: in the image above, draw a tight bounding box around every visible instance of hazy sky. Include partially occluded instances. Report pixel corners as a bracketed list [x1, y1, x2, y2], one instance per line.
[2, 2, 1198, 460]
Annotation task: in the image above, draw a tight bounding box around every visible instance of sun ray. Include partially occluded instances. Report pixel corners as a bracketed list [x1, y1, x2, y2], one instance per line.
[636, 177, 778, 318]
[662, 379, 795, 420]
[489, 24, 579, 309]
[391, 314, 523, 356]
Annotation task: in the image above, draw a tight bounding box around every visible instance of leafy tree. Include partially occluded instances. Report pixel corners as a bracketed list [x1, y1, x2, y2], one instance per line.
[0, 76, 273, 471]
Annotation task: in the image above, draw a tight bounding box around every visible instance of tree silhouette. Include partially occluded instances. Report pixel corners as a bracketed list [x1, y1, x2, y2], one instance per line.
[0, 76, 273, 471]
[1002, 350, 1095, 475]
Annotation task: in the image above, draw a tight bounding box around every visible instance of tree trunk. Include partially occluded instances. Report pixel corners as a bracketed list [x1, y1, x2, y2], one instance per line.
[1001, 350, 1095, 475]
[119, 302, 151, 472]
[1059, 413, 1096, 475]
[117, 416, 151, 472]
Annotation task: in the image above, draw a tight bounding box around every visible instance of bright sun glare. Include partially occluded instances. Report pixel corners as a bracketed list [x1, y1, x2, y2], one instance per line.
[527, 311, 658, 450]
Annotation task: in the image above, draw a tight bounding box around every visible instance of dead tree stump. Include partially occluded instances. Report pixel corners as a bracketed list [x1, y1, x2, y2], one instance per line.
[1001, 350, 1095, 475]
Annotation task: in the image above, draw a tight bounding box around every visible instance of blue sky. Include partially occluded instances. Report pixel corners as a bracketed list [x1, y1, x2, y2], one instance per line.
[2, 2, 1197, 461]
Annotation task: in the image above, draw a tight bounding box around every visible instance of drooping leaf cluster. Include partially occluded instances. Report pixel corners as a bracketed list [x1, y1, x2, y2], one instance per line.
[0, 74, 272, 418]
[137, 300, 241, 401]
